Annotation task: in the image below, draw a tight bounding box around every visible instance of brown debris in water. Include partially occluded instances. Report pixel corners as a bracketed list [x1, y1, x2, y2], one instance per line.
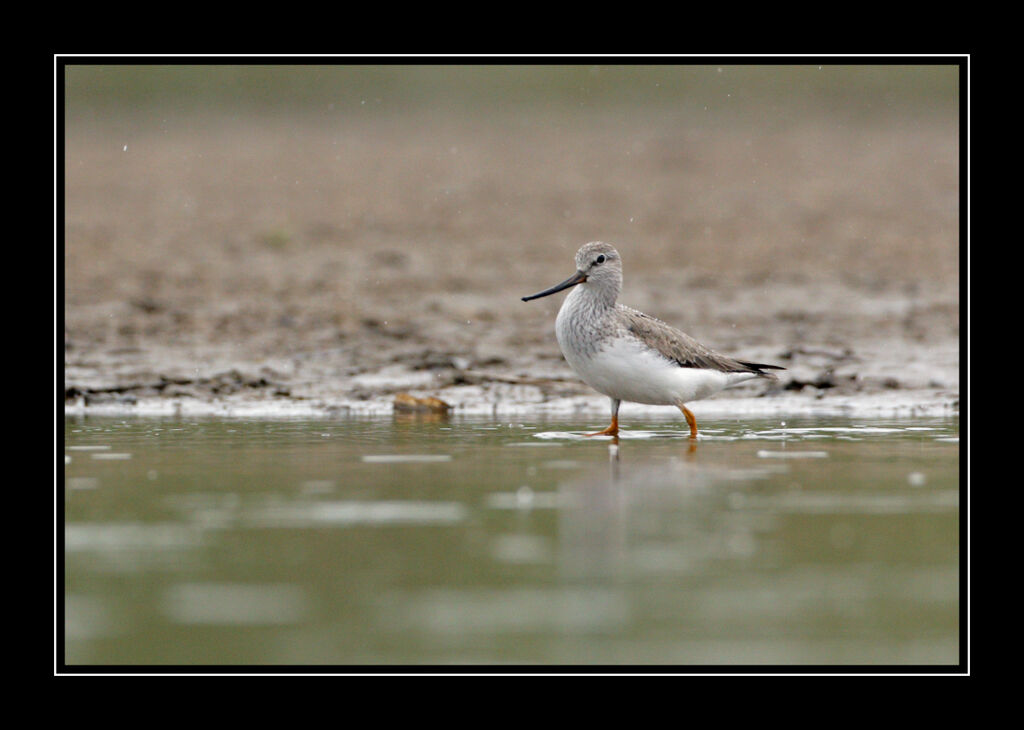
[393, 393, 452, 414]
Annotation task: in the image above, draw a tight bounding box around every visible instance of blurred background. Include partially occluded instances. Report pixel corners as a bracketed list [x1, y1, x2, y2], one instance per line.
[63, 63, 960, 404]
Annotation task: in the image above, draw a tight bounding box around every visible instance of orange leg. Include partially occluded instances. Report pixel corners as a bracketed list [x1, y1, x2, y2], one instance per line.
[586, 398, 621, 437]
[679, 404, 698, 439]
[586, 413, 618, 437]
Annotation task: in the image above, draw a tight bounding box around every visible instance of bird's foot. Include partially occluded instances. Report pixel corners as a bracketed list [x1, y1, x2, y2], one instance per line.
[585, 416, 619, 438]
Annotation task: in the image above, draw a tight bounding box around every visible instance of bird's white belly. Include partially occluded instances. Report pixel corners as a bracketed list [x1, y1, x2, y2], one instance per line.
[562, 335, 755, 406]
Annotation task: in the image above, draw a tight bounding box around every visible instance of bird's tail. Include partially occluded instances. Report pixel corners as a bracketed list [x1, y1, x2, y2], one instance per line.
[738, 361, 786, 380]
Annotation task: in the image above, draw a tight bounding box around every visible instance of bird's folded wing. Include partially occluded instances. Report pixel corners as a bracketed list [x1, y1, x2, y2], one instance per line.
[620, 307, 774, 375]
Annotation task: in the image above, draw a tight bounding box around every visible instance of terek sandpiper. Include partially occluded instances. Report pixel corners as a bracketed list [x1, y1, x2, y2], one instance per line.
[522, 242, 783, 439]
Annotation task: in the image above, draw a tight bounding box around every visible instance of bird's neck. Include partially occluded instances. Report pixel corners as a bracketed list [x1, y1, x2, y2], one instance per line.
[557, 285, 617, 359]
[568, 281, 618, 312]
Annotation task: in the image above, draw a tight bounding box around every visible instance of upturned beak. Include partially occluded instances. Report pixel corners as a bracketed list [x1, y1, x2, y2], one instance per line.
[521, 270, 587, 302]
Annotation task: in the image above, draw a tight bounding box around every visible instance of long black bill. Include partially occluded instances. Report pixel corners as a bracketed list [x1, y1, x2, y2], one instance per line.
[521, 270, 587, 302]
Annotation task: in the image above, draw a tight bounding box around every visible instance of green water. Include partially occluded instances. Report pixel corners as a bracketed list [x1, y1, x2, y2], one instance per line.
[61, 414, 961, 669]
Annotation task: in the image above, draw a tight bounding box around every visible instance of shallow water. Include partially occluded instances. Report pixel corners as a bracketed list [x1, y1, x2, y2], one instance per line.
[62, 414, 961, 668]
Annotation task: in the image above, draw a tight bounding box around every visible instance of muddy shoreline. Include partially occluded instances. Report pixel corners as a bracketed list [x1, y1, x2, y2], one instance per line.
[63, 106, 959, 421]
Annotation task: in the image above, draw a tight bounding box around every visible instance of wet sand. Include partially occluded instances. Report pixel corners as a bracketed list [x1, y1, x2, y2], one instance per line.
[63, 103, 960, 420]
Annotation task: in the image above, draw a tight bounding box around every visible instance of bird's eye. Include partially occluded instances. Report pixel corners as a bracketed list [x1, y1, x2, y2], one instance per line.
[595, 255, 606, 265]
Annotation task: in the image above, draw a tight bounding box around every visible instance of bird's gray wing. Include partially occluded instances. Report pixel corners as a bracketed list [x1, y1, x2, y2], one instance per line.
[619, 306, 782, 376]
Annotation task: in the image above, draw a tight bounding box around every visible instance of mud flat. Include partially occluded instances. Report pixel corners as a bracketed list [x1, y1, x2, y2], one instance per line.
[64, 99, 960, 422]
[63, 323, 959, 420]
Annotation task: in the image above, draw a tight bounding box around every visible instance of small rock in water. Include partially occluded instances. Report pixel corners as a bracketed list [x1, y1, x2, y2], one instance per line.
[393, 393, 452, 414]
